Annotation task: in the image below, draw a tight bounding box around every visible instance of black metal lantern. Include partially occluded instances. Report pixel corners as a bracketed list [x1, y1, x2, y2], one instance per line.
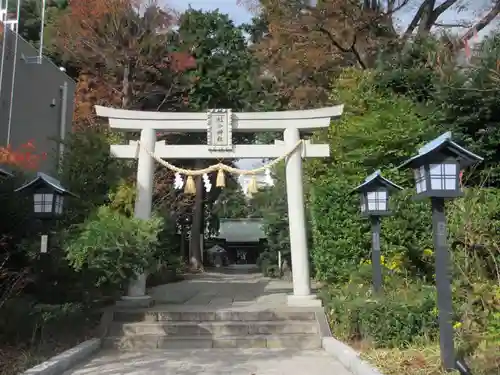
[398, 132, 483, 199]
[398, 132, 483, 371]
[352, 170, 402, 216]
[15, 172, 76, 219]
[351, 170, 402, 293]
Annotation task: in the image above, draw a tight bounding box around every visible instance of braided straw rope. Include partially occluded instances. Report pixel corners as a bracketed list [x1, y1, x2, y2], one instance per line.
[138, 140, 304, 176]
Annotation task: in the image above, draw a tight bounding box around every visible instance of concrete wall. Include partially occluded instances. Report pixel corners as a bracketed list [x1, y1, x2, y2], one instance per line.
[0, 29, 75, 175]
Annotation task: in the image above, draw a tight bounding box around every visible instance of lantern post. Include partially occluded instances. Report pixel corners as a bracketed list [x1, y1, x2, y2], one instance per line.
[352, 170, 402, 293]
[399, 132, 483, 371]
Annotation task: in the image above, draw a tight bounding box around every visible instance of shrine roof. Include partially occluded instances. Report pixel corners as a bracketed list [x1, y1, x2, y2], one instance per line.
[216, 218, 265, 243]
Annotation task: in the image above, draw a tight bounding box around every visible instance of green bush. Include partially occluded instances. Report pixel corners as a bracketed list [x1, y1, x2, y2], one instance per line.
[60, 127, 128, 225]
[64, 205, 164, 287]
[324, 280, 439, 348]
[0, 296, 99, 345]
[256, 251, 281, 278]
[306, 68, 440, 283]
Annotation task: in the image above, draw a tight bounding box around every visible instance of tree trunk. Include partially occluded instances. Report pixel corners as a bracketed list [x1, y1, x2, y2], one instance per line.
[189, 160, 204, 270]
[121, 60, 132, 109]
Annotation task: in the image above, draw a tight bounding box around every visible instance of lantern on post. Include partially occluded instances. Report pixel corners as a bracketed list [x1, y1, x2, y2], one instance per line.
[351, 170, 402, 293]
[15, 172, 76, 252]
[398, 132, 483, 371]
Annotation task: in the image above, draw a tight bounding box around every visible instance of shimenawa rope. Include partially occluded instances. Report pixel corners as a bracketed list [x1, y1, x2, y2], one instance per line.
[137, 140, 304, 194]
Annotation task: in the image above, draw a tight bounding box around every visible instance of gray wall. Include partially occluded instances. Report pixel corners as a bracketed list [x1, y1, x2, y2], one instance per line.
[0, 29, 75, 175]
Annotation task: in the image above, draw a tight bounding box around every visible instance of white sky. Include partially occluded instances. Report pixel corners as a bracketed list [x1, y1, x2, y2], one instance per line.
[168, 0, 253, 25]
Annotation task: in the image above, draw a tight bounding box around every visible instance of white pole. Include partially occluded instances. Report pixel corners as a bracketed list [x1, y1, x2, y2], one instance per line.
[0, 0, 9, 103]
[6, 0, 21, 145]
[58, 82, 68, 173]
[284, 128, 320, 307]
[119, 128, 156, 307]
[38, 0, 46, 63]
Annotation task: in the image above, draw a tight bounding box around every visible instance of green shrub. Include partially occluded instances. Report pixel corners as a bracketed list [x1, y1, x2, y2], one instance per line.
[64, 205, 164, 287]
[0, 296, 99, 345]
[256, 251, 280, 277]
[307, 68, 440, 283]
[60, 127, 128, 225]
[323, 280, 439, 348]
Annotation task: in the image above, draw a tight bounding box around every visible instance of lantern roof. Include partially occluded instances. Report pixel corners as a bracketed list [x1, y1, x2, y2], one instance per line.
[0, 167, 13, 178]
[351, 170, 403, 194]
[398, 132, 483, 170]
[15, 172, 77, 197]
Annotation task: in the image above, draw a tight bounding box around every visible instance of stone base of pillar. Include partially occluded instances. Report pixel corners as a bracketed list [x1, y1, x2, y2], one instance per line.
[115, 295, 154, 308]
[287, 294, 322, 307]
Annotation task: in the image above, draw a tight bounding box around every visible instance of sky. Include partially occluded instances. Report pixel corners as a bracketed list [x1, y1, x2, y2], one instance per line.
[169, 0, 253, 25]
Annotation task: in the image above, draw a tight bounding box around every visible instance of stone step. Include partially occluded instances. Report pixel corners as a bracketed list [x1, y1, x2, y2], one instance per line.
[103, 334, 322, 350]
[113, 310, 317, 323]
[109, 320, 319, 337]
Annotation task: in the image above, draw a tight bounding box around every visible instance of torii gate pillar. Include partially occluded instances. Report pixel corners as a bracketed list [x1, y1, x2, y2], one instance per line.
[96, 105, 343, 307]
[283, 127, 315, 305]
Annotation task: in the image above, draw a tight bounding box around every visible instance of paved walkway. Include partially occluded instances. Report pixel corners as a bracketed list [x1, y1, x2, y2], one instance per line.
[148, 266, 305, 310]
[66, 349, 352, 375]
[64, 267, 353, 375]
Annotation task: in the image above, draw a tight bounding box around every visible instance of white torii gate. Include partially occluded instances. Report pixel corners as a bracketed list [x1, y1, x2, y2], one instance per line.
[95, 105, 343, 307]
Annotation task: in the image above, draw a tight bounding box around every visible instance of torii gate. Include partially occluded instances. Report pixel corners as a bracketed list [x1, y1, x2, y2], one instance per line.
[95, 105, 344, 307]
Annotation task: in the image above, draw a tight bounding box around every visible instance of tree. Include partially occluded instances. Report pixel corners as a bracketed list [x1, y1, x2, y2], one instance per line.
[177, 8, 279, 112]
[5, 0, 68, 46]
[212, 181, 250, 219]
[170, 8, 280, 269]
[72, 72, 123, 128]
[59, 127, 128, 224]
[240, 0, 500, 107]
[432, 32, 500, 186]
[51, 0, 195, 109]
[0, 141, 47, 170]
[246, 165, 294, 274]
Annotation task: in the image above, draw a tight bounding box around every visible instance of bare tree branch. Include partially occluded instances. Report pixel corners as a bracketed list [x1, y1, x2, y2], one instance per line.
[432, 0, 459, 20]
[317, 26, 367, 69]
[462, 1, 500, 41]
[402, 0, 459, 42]
[434, 22, 471, 28]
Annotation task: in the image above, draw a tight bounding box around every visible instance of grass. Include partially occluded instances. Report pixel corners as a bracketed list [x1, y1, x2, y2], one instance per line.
[321, 281, 500, 375]
[362, 341, 500, 375]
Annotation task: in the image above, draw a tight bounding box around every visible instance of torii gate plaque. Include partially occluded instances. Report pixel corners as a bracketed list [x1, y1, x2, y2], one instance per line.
[96, 105, 344, 307]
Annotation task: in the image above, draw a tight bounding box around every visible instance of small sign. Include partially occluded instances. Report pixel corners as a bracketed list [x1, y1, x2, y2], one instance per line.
[40, 235, 48, 253]
[207, 109, 233, 151]
[372, 232, 380, 250]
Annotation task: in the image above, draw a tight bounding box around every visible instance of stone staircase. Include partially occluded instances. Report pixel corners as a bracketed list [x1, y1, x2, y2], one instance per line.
[103, 308, 323, 350]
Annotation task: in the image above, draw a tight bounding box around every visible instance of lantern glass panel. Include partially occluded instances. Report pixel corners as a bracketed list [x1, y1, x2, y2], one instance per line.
[414, 166, 427, 193]
[366, 190, 387, 211]
[54, 195, 64, 215]
[34, 193, 54, 213]
[429, 163, 457, 190]
[360, 194, 366, 212]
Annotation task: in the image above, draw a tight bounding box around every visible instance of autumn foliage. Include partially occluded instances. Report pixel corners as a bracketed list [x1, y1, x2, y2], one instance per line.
[53, 0, 195, 113]
[72, 71, 122, 127]
[0, 141, 47, 170]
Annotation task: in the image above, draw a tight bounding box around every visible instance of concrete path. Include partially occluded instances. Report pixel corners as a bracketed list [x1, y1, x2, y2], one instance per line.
[63, 267, 353, 375]
[66, 349, 353, 375]
[148, 266, 319, 310]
